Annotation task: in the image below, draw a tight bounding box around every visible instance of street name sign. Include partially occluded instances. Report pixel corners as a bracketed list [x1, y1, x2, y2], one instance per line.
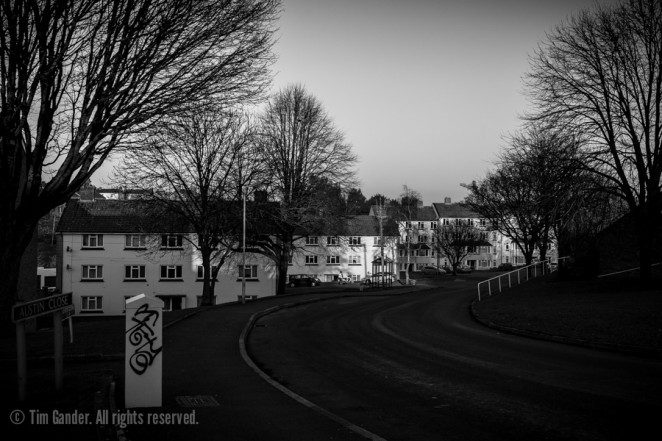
[12, 292, 73, 322]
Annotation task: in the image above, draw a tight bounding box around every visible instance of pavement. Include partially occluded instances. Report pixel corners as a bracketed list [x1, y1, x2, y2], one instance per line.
[2, 282, 433, 441]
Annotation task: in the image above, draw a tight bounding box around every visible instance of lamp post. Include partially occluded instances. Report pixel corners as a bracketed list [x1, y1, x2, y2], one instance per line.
[241, 187, 246, 304]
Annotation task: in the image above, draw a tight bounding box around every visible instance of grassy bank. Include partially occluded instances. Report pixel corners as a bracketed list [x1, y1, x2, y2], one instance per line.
[471, 272, 662, 356]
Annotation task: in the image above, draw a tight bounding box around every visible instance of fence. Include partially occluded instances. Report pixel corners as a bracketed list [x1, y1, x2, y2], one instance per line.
[476, 256, 571, 301]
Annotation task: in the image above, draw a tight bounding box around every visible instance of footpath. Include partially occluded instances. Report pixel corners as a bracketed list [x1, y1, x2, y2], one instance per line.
[1, 284, 430, 441]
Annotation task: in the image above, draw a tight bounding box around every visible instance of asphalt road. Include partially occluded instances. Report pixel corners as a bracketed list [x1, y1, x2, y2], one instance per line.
[247, 278, 662, 441]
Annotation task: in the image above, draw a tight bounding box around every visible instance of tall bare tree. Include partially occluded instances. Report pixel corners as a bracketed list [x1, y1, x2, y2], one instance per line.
[250, 84, 357, 295]
[0, 0, 279, 326]
[114, 107, 261, 306]
[525, 0, 662, 279]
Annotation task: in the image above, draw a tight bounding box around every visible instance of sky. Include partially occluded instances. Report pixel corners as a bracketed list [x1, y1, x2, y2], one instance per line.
[93, 0, 618, 205]
[265, 0, 619, 204]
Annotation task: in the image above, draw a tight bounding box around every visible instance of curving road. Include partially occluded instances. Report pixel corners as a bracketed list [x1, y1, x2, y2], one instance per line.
[247, 278, 662, 441]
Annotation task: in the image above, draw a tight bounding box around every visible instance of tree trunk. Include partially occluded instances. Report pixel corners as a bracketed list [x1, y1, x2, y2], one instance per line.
[635, 203, 659, 282]
[0, 221, 36, 335]
[276, 253, 289, 295]
[200, 251, 214, 307]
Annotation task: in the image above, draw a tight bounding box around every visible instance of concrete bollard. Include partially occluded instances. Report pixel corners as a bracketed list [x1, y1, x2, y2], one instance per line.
[125, 294, 164, 408]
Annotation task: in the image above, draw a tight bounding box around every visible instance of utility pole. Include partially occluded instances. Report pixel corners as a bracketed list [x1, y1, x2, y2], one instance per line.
[378, 197, 385, 287]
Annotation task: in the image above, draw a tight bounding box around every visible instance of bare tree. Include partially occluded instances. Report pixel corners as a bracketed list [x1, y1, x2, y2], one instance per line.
[249, 84, 358, 295]
[463, 168, 546, 267]
[433, 221, 485, 275]
[525, 0, 662, 279]
[113, 107, 261, 306]
[389, 185, 422, 284]
[464, 123, 593, 266]
[0, 0, 279, 326]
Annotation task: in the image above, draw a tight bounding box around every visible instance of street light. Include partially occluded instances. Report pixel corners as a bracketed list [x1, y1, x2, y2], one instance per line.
[241, 187, 246, 304]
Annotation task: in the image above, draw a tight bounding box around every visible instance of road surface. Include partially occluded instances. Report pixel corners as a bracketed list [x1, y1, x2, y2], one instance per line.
[248, 278, 662, 441]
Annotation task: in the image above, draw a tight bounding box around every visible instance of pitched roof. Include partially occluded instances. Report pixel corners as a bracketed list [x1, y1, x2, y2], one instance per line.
[56, 199, 192, 234]
[433, 202, 480, 219]
[369, 204, 438, 221]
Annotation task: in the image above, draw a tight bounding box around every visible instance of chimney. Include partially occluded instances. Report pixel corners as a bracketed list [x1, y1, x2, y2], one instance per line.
[78, 187, 97, 202]
[444, 197, 451, 204]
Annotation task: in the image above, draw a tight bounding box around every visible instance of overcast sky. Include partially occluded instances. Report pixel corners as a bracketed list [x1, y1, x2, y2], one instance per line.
[94, 0, 618, 205]
[267, 0, 619, 204]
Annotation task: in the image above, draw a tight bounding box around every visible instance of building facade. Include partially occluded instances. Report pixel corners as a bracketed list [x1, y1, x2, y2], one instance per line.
[56, 199, 276, 316]
[287, 215, 399, 282]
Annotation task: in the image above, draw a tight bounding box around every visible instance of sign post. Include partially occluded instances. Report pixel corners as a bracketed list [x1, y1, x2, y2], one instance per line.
[125, 294, 164, 408]
[12, 292, 73, 401]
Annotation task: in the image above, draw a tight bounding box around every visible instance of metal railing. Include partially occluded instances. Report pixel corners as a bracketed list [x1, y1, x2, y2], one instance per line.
[476, 256, 571, 301]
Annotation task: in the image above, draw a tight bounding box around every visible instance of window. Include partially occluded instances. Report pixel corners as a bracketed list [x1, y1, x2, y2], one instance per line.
[430, 221, 438, 230]
[305, 236, 319, 245]
[326, 236, 339, 246]
[349, 255, 361, 265]
[505, 243, 510, 251]
[417, 222, 425, 230]
[348, 236, 361, 246]
[305, 255, 318, 265]
[417, 249, 429, 257]
[125, 235, 146, 248]
[197, 265, 218, 280]
[161, 235, 183, 248]
[82, 265, 103, 280]
[124, 265, 146, 280]
[157, 295, 184, 311]
[443, 219, 449, 225]
[238, 265, 258, 279]
[479, 219, 487, 226]
[82, 234, 103, 248]
[374, 236, 382, 246]
[418, 235, 428, 243]
[160, 265, 183, 280]
[81, 296, 103, 312]
[327, 255, 340, 265]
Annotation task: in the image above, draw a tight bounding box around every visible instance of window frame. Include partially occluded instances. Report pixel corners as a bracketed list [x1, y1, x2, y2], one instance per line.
[124, 265, 146, 280]
[125, 234, 146, 249]
[238, 265, 258, 279]
[81, 265, 103, 281]
[348, 236, 361, 246]
[81, 296, 103, 312]
[82, 234, 104, 249]
[305, 236, 319, 246]
[160, 265, 183, 280]
[161, 234, 184, 249]
[326, 255, 340, 265]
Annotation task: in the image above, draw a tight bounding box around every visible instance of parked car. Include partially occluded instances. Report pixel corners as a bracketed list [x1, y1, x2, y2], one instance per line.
[422, 265, 444, 275]
[497, 262, 514, 271]
[288, 275, 321, 287]
[456, 265, 473, 274]
[440, 265, 453, 274]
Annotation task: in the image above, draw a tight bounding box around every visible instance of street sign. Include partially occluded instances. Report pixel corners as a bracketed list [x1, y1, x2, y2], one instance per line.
[12, 292, 73, 322]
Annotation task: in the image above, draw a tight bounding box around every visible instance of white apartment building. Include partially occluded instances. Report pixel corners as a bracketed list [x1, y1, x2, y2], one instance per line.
[287, 215, 399, 282]
[56, 199, 276, 316]
[433, 198, 558, 269]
